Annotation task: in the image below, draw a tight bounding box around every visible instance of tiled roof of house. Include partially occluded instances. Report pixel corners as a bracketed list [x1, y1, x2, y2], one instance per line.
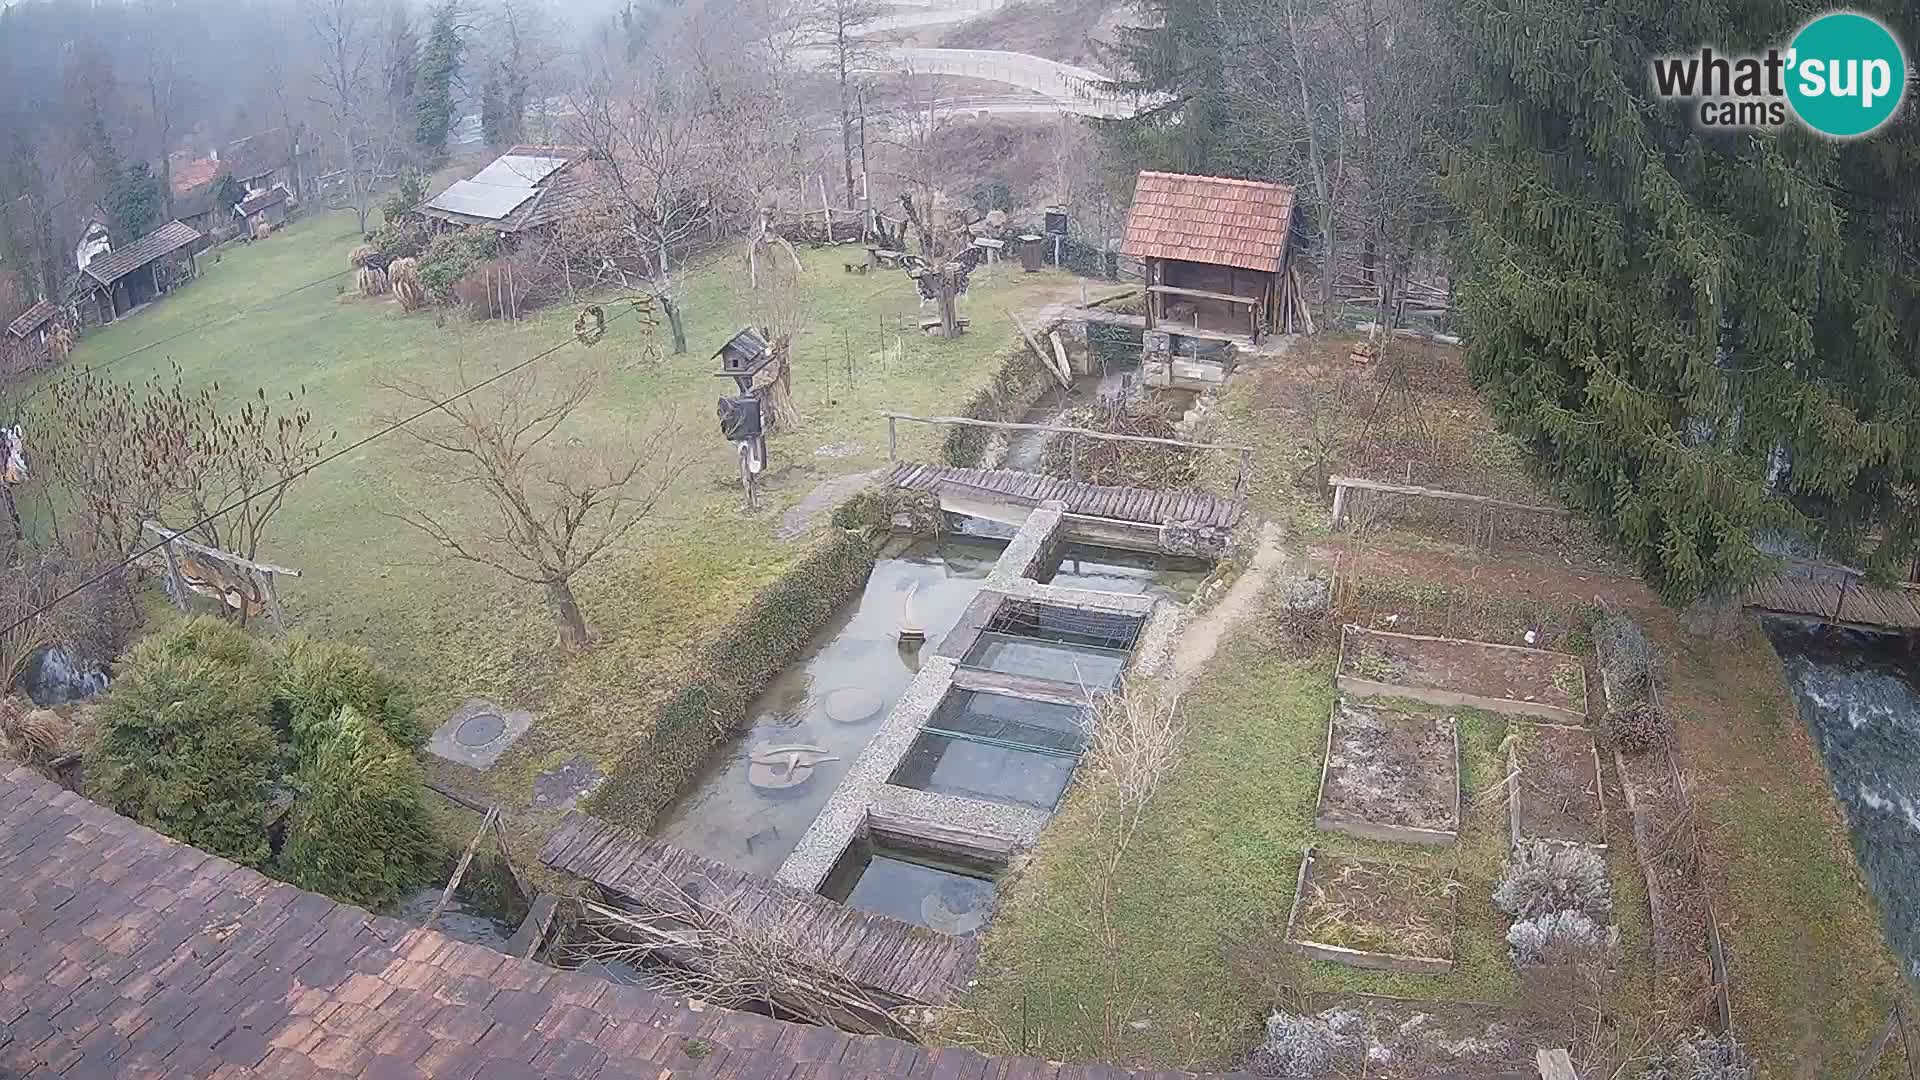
[0, 766, 1246, 1080]
[170, 153, 224, 195]
[5, 299, 58, 339]
[80, 220, 202, 286]
[1119, 171, 1297, 273]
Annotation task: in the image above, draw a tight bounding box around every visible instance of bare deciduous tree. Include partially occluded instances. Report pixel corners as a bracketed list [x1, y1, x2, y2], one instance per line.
[380, 357, 690, 650]
[811, 0, 885, 213]
[309, 0, 407, 234]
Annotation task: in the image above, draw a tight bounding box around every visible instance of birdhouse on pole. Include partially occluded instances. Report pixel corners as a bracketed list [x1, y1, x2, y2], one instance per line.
[713, 327, 773, 393]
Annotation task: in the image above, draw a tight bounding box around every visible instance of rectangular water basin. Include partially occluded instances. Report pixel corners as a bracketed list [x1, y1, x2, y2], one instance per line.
[962, 632, 1127, 687]
[819, 838, 997, 934]
[1042, 544, 1211, 602]
[889, 689, 1086, 810]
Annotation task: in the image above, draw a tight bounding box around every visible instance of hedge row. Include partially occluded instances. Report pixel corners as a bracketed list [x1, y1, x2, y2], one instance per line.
[942, 343, 1056, 468]
[586, 529, 879, 830]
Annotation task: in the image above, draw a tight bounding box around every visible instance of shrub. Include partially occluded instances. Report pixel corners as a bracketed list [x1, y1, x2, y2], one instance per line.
[418, 228, 500, 302]
[89, 637, 280, 868]
[137, 615, 274, 677]
[943, 346, 1055, 467]
[278, 636, 426, 753]
[390, 257, 426, 311]
[1494, 839, 1614, 921]
[452, 254, 534, 320]
[277, 705, 438, 909]
[1247, 1010, 1344, 1078]
[382, 170, 426, 225]
[1641, 1029, 1753, 1080]
[1608, 698, 1671, 752]
[1506, 909, 1620, 967]
[371, 217, 430, 264]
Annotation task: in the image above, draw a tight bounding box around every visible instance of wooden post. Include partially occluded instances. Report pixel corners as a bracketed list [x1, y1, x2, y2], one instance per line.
[160, 537, 188, 611]
[261, 571, 285, 634]
[1235, 448, 1253, 496]
[1144, 258, 1158, 329]
[888, 416, 898, 461]
[1331, 483, 1349, 530]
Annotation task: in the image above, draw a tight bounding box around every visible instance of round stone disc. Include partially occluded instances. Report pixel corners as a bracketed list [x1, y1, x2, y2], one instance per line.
[823, 687, 883, 725]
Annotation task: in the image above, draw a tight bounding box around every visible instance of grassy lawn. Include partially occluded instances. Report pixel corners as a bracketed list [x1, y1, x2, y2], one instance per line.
[31, 209, 1085, 834]
[953, 607, 1652, 1069]
[1655, 615, 1913, 1074]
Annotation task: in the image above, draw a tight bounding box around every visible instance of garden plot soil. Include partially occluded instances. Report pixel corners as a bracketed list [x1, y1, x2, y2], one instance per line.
[1511, 725, 1606, 847]
[1342, 626, 1587, 716]
[1317, 700, 1459, 843]
[1286, 849, 1459, 972]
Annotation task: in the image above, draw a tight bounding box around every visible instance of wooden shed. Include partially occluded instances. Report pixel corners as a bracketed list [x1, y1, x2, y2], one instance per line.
[234, 187, 291, 233]
[1120, 171, 1301, 340]
[74, 220, 202, 325]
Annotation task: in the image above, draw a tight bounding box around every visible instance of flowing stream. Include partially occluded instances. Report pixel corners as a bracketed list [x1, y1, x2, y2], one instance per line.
[1767, 621, 1920, 977]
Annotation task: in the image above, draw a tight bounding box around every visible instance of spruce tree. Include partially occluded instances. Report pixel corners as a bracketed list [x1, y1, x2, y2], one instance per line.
[1090, 0, 1234, 180]
[415, 2, 462, 156]
[1445, 0, 1920, 603]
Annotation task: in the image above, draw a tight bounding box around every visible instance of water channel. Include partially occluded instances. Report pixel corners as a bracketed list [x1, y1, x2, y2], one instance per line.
[1767, 621, 1920, 977]
[652, 535, 1206, 881]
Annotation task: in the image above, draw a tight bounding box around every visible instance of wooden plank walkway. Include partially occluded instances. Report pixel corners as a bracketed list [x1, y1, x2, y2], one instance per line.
[540, 811, 975, 1007]
[1745, 572, 1920, 630]
[889, 462, 1245, 529]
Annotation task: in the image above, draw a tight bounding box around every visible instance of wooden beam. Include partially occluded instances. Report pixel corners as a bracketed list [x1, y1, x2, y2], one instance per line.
[142, 521, 302, 577]
[1145, 284, 1264, 306]
[1325, 476, 1564, 517]
[882, 412, 1253, 453]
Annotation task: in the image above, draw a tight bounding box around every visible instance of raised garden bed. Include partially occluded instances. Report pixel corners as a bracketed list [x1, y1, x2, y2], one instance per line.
[1314, 699, 1460, 846]
[1283, 847, 1459, 974]
[1506, 723, 1606, 849]
[1337, 624, 1588, 724]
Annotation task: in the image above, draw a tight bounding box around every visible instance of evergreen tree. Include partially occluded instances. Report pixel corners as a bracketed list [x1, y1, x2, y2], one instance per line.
[415, 1, 463, 156]
[106, 160, 162, 242]
[1445, 0, 1920, 603]
[1089, 0, 1235, 181]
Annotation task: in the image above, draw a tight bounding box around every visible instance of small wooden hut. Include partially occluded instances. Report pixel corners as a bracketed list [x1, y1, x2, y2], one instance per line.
[1120, 171, 1301, 340]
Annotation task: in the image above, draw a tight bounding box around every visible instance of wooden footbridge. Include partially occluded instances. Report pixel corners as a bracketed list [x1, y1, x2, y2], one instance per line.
[889, 462, 1245, 530]
[540, 811, 976, 1007]
[1744, 562, 1920, 633]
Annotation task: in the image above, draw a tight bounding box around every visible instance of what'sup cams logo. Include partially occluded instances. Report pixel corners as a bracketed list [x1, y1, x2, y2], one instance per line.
[1652, 11, 1909, 137]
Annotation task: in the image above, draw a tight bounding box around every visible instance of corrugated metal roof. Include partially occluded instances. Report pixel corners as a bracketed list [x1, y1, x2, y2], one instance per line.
[4, 299, 57, 339]
[1120, 171, 1296, 273]
[236, 187, 290, 215]
[469, 154, 570, 187]
[81, 221, 202, 286]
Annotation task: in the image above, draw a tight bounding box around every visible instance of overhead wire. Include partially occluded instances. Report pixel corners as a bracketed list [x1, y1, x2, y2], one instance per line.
[0, 302, 647, 637]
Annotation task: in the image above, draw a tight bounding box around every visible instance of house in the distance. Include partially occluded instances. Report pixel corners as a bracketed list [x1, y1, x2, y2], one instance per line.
[1120, 170, 1303, 340]
[417, 145, 597, 239]
[234, 187, 290, 233]
[3, 299, 60, 366]
[71, 220, 202, 327]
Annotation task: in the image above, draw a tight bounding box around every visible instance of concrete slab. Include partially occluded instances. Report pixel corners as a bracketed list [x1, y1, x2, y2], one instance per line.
[427, 698, 534, 771]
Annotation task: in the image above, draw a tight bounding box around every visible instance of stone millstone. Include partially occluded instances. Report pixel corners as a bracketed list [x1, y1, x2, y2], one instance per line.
[823, 687, 884, 725]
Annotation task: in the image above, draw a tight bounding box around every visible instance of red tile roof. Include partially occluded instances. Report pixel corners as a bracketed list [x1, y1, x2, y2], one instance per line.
[1120, 170, 1297, 273]
[170, 153, 224, 194]
[0, 766, 1244, 1080]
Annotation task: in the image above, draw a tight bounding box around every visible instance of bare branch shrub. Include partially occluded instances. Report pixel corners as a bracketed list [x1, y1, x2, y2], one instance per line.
[1247, 1010, 1343, 1078]
[1595, 612, 1657, 703]
[1507, 909, 1620, 968]
[0, 697, 69, 764]
[1494, 839, 1614, 922]
[1641, 1028, 1753, 1080]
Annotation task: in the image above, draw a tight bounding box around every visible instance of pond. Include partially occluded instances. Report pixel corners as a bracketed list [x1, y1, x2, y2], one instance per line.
[388, 887, 515, 950]
[818, 838, 997, 934]
[1767, 621, 1920, 977]
[652, 538, 1007, 877]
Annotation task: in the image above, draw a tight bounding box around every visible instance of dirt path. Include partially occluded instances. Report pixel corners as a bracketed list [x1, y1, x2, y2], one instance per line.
[1164, 522, 1287, 695]
[776, 468, 885, 541]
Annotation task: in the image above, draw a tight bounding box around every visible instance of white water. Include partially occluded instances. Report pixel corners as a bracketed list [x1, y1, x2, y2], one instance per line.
[1769, 624, 1920, 977]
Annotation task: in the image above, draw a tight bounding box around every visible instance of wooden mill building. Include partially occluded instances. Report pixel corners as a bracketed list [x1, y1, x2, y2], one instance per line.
[1120, 170, 1301, 340]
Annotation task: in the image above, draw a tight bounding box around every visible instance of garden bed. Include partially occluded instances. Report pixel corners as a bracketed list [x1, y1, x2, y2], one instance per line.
[1283, 847, 1459, 974]
[1337, 624, 1587, 723]
[1314, 700, 1460, 846]
[1506, 723, 1606, 849]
